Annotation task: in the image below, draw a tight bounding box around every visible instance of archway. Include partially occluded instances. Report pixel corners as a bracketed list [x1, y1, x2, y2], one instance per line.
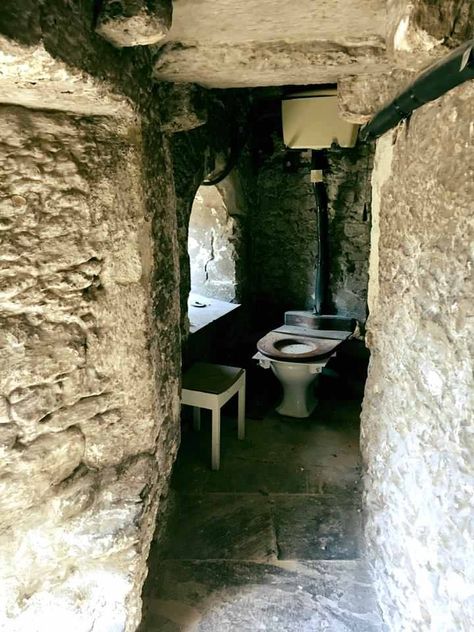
[188, 184, 237, 302]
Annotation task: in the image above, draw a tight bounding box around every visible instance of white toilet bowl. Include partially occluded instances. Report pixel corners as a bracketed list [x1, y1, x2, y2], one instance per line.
[270, 359, 322, 418]
[255, 315, 357, 419]
[255, 329, 340, 418]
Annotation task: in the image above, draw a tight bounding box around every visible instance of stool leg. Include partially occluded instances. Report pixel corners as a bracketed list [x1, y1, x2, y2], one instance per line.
[238, 378, 245, 440]
[193, 407, 201, 431]
[211, 404, 221, 470]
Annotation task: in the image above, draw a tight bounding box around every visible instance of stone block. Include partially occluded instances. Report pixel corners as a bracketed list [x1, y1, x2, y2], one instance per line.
[338, 70, 416, 124]
[272, 496, 362, 560]
[158, 83, 207, 133]
[0, 455, 160, 631]
[142, 560, 387, 632]
[96, 0, 173, 47]
[0, 427, 85, 529]
[8, 368, 112, 441]
[152, 1, 389, 88]
[160, 493, 276, 561]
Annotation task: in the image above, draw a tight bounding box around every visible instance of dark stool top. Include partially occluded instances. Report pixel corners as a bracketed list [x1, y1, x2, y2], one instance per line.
[182, 363, 244, 395]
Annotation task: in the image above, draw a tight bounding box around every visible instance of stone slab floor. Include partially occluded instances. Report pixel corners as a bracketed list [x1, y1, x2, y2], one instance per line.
[140, 384, 387, 631]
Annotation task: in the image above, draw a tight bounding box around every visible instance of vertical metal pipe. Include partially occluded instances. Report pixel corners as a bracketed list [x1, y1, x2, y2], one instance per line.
[312, 151, 329, 314]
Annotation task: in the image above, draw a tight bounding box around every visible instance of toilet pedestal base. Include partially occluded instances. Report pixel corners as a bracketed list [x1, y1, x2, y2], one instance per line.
[275, 374, 319, 418]
[253, 353, 331, 419]
[276, 381, 318, 418]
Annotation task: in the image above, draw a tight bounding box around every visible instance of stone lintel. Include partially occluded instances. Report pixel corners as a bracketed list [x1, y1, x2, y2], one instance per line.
[153, 40, 389, 88]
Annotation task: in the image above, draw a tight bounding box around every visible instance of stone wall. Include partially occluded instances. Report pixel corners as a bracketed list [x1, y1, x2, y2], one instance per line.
[251, 138, 316, 325]
[251, 134, 372, 325]
[217, 163, 253, 305]
[327, 143, 374, 322]
[361, 82, 474, 631]
[0, 104, 180, 630]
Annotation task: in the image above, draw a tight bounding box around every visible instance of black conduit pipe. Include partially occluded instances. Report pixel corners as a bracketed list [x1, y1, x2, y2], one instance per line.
[312, 151, 330, 315]
[203, 103, 249, 186]
[202, 131, 243, 186]
[360, 38, 474, 141]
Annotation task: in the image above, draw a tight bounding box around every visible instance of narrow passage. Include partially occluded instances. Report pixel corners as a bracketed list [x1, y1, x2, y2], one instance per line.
[141, 390, 386, 631]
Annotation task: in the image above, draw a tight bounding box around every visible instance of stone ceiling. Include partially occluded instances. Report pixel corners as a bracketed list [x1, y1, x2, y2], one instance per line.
[0, 0, 470, 118]
[153, 0, 391, 87]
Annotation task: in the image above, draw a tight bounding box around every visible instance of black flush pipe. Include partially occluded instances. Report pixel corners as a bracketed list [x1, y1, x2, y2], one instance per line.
[360, 38, 474, 141]
[202, 123, 246, 186]
[312, 150, 330, 315]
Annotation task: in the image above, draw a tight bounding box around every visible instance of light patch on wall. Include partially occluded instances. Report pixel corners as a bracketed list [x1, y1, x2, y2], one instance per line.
[188, 185, 237, 302]
[392, 12, 443, 54]
[9, 569, 129, 632]
[367, 131, 393, 319]
[420, 363, 444, 398]
[394, 16, 411, 52]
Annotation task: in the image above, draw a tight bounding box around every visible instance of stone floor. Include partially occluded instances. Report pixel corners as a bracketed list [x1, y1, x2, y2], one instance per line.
[140, 388, 386, 631]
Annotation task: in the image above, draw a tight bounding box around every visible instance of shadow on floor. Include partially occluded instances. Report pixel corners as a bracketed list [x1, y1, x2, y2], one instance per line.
[140, 373, 386, 631]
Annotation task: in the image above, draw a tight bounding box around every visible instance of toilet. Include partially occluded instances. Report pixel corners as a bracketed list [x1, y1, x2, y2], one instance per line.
[254, 312, 357, 418]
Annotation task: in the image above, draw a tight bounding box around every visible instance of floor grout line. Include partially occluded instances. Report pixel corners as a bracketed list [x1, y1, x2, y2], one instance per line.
[170, 490, 362, 499]
[157, 557, 366, 563]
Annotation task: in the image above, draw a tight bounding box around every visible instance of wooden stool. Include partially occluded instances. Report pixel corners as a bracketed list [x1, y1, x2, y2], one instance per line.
[181, 363, 246, 470]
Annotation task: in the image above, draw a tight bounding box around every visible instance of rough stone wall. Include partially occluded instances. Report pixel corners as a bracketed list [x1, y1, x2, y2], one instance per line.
[217, 161, 253, 306]
[251, 135, 372, 325]
[251, 139, 316, 324]
[188, 185, 238, 301]
[326, 143, 374, 322]
[0, 104, 180, 630]
[361, 82, 474, 631]
[141, 114, 182, 569]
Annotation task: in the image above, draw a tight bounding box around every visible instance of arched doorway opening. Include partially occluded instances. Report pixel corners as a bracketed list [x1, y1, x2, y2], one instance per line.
[188, 184, 237, 302]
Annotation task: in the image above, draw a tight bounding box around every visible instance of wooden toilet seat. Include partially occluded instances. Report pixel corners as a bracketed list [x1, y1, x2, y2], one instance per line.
[256, 331, 341, 362]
